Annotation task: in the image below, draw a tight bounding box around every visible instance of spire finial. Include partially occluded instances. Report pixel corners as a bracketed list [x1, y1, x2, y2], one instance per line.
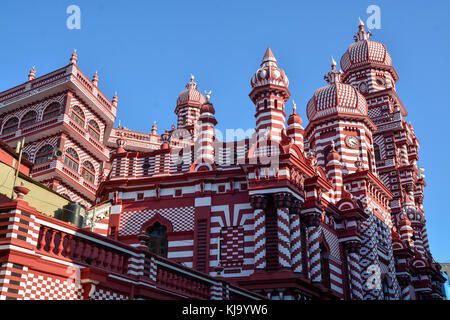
[92, 70, 99, 86]
[204, 90, 212, 102]
[112, 91, 118, 106]
[324, 58, 342, 84]
[292, 100, 296, 113]
[70, 49, 78, 65]
[331, 56, 337, 70]
[358, 16, 365, 27]
[331, 140, 336, 150]
[261, 47, 277, 66]
[28, 65, 36, 81]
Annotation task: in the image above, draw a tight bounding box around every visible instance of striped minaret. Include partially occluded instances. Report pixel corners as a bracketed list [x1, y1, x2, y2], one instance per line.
[289, 200, 303, 273]
[275, 193, 292, 268]
[250, 195, 268, 270]
[249, 47, 290, 144]
[345, 241, 364, 300]
[287, 100, 304, 150]
[196, 92, 217, 164]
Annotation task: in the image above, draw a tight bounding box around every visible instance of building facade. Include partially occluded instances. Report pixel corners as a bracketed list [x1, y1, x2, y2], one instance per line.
[0, 21, 445, 300]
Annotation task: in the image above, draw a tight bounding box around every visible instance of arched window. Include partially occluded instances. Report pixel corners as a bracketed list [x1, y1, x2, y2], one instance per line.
[42, 102, 60, 120]
[71, 106, 85, 127]
[21, 111, 37, 128]
[374, 144, 381, 162]
[320, 242, 330, 288]
[82, 161, 95, 183]
[64, 148, 79, 171]
[264, 99, 268, 109]
[88, 120, 100, 140]
[35, 145, 54, 164]
[146, 222, 168, 257]
[2, 117, 19, 134]
[275, 99, 278, 109]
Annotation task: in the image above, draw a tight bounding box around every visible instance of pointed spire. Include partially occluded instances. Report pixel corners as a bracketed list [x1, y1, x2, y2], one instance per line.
[324, 57, 342, 84]
[354, 17, 371, 42]
[261, 47, 277, 66]
[70, 49, 78, 65]
[151, 121, 157, 135]
[92, 71, 99, 86]
[292, 100, 297, 114]
[28, 65, 36, 81]
[112, 92, 118, 107]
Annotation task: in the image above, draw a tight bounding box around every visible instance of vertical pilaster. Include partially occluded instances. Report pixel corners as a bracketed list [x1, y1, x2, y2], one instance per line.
[345, 241, 364, 300]
[289, 200, 302, 273]
[250, 195, 268, 270]
[303, 212, 322, 282]
[274, 193, 292, 268]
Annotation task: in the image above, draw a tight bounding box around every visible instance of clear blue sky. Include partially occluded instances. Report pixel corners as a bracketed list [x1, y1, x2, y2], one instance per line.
[0, 0, 448, 262]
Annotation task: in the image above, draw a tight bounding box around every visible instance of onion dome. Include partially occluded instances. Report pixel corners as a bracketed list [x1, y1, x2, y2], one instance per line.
[176, 75, 206, 108]
[251, 47, 289, 89]
[287, 100, 302, 126]
[199, 91, 217, 125]
[340, 19, 397, 80]
[306, 57, 368, 122]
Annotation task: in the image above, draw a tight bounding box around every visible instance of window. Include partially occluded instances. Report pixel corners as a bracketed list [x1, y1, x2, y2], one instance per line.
[264, 99, 268, 109]
[70, 105, 85, 127]
[320, 242, 330, 288]
[374, 145, 381, 161]
[42, 102, 60, 120]
[146, 222, 168, 257]
[88, 120, 100, 140]
[21, 111, 37, 128]
[64, 148, 79, 171]
[2, 117, 19, 134]
[35, 145, 54, 164]
[82, 161, 95, 183]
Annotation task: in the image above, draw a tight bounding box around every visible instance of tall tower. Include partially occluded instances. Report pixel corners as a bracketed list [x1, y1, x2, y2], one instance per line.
[339, 20, 442, 300]
[249, 48, 290, 143]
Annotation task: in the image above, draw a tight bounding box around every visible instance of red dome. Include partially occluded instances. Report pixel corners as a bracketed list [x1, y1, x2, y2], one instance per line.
[251, 47, 289, 89]
[177, 75, 206, 107]
[307, 59, 367, 122]
[340, 21, 392, 73]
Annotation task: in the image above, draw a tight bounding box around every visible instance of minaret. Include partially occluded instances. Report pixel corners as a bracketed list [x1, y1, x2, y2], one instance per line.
[28, 66, 36, 81]
[70, 49, 78, 65]
[325, 140, 344, 200]
[92, 71, 99, 87]
[287, 100, 304, 150]
[175, 75, 206, 129]
[196, 91, 217, 164]
[249, 47, 290, 143]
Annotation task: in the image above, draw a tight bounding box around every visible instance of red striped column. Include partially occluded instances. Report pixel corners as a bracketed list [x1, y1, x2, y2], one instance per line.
[197, 97, 217, 164]
[250, 195, 268, 270]
[397, 276, 411, 300]
[289, 200, 302, 273]
[275, 193, 292, 268]
[345, 241, 364, 300]
[303, 212, 322, 282]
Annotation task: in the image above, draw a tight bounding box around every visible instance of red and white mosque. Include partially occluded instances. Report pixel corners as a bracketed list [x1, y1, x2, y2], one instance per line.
[0, 20, 445, 300]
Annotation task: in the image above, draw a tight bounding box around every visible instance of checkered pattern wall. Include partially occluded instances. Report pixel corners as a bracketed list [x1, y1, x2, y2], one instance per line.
[91, 288, 129, 300]
[221, 226, 244, 267]
[23, 272, 83, 300]
[119, 206, 195, 236]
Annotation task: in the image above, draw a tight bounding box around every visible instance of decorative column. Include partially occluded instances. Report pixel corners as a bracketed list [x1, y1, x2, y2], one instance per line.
[289, 200, 303, 273]
[250, 195, 268, 270]
[303, 211, 322, 282]
[345, 241, 364, 300]
[397, 275, 412, 300]
[275, 193, 292, 268]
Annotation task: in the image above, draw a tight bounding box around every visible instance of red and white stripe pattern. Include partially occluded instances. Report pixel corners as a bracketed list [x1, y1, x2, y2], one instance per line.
[400, 283, 411, 300]
[251, 196, 267, 270]
[289, 213, 302, 273]
[276, 207, 291, 268]
[345, 242, 364, 300]
[307, 225, 321, 282]
[197, 104, 216, 164]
